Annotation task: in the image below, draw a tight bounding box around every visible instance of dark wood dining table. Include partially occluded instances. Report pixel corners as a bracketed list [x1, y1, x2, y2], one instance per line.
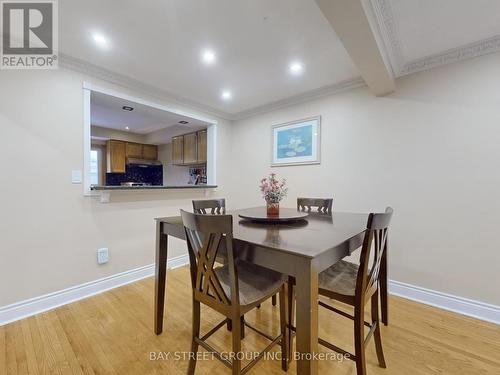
[154, 208, 389, 375]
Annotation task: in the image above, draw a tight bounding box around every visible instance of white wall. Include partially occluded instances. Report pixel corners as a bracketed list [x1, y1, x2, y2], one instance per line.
[2, 52, 499, 310]
[0, 68, 232, 307]
[158, 143, 191, 185]
[229, 53, 500, 306]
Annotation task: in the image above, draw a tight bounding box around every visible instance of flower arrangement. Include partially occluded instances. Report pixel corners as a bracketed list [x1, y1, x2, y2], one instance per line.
[260, 173, 287, 215]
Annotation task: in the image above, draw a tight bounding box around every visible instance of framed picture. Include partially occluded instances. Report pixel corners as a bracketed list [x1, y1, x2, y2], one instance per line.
[271, 116, 321, 166]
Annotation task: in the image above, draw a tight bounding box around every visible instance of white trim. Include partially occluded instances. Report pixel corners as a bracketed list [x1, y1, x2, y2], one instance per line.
[0, 255, 189, 326]
[369, 0, 500, 78]
[62, 53, 368, 121]
[82, 83, 218, 194]
[206, 124, 217, 186]
[233, 78, 366, 120]
[86, 83, 218, 126]
[389, 280, 500, 325]
[82, 84, 93, 196]
[400, 35, 500, 76]
[60, 54, 231, 120]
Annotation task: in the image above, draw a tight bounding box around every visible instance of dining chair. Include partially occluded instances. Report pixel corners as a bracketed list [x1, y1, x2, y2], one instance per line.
[288, 207, 393, 375]
[297, 197, 333, 214]
[193, 198, 278, 309]
[192, 198, 226, 214]
[181, 210, 289, 374]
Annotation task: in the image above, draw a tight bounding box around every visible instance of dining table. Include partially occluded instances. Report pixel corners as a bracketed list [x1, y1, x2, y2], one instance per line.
[154, 207, 389, 375]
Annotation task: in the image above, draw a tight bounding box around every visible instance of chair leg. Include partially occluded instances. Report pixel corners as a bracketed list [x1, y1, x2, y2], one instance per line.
[240, 316, 245, 339]
[287, 276, 295, 362]
[231, 315, 242, 375]
[279, 285, 289, 371]
[354, 304, 367, 375]
[188, 299, 201, 375]
[371, 290, 386, 368]
[272, 294, 277, 306]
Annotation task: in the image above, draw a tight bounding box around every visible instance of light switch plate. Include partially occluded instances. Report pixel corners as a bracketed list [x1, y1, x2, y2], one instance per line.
[72, 170, 82, 184]
[97, 248, 109, 264]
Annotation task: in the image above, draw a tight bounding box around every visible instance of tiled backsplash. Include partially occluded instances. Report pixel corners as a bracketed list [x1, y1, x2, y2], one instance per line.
[106, 164, 163, 186]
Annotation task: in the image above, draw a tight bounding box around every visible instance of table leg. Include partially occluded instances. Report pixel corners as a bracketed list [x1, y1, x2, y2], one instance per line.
[294, 261, 319, 375]
[154, 221, 168, 335]
[380, 241, 388, 326]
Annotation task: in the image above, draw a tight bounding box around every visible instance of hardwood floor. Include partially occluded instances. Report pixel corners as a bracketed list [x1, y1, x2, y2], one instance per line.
[2, 266, 500, 375]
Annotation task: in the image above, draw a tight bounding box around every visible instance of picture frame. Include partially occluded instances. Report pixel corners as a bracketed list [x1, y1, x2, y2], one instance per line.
[271, 116, 321, 166]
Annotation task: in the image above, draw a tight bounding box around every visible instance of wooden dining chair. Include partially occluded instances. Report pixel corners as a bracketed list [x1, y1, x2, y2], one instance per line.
[181, 210, 289, 374]
[297, 197, 333, 214]
[192, 198, 226, 214]
[288, 207, 393, 375]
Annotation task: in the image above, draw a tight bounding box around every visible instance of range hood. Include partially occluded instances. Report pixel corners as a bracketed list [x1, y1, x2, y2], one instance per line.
[127, 158, 162, 166]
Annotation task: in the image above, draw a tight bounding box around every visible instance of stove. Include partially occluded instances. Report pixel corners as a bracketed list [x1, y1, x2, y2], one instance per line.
[120, 182, 153, 187]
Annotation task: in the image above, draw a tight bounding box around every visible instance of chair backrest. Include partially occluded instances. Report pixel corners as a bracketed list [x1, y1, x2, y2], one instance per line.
[180, 210, 238, 308]
[356, 207, 393, 300]
[297, 197, 333, 214]
[192, 198, 226, 214]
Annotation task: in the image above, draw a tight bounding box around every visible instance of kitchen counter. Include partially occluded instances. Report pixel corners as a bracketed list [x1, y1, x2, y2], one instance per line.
[91, 185, 217, 191]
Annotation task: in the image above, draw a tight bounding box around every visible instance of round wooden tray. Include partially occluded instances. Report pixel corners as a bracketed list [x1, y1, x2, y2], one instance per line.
[238, 207, 309, 223]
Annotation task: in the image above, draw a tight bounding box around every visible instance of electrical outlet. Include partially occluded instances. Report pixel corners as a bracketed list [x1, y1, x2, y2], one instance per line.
[97, 248, 109, 264]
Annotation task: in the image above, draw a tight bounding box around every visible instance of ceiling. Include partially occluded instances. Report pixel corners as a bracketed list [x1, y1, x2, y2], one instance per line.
[60, 0, 500, 118]
[375, 0, 500, 76]
[60, 0, 359, 116]
[91, 91, 209, 138]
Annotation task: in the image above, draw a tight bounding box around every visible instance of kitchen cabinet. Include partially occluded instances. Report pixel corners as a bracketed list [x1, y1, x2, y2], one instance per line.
[142, 144, 158, 160]
[183, 132, 198, 164]
[197, 130, 207, 163]
[171, 130, 208, 165]
[125, 142, 158, 160]
[126, 142, 143, 159]
[172, 136, 184, 164]
[107, 140, 126, 173]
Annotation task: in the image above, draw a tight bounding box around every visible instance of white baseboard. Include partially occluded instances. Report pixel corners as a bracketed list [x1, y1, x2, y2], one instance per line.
[389, 280, 500, 325]
[0, 254, 189, 326]
[2, 257, 498, 327]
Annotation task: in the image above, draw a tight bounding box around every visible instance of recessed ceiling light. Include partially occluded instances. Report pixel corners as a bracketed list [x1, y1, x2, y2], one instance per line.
[201, 49, 216, 65]
[289, 61, 304, 75]
[179, 120, 189, 124]
[221, 90, 232, 101]
[125, 126, 130, 130]
[122, 106, 134, 111]
[92, 32, 110, 50]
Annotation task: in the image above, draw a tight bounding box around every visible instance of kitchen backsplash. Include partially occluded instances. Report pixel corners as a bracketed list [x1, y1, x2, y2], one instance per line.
[106, 164, 163, 186]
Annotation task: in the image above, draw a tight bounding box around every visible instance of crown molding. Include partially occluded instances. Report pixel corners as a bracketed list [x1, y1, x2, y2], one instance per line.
[60, 54, 368, 122]
[59, 54, 233, 121]
[232, 77, 366, 120]
[370, 0, 500, 78]
[365, 0, 403, 76]
[400, 35, 500, 76]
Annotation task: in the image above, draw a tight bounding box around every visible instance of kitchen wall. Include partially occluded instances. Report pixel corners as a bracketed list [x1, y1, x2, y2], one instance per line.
[229, 53, 500, 306]
[158, 143, 191, 185]
[0, 67, 232, 307]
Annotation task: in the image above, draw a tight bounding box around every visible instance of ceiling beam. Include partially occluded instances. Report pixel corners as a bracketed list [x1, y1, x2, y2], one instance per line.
[315, 0, 395, 96]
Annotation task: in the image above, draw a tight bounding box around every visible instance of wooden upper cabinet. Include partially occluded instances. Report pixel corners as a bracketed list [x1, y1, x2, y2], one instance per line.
[126, 142, 143, 159]
[172, 136, 184, 164]
[142, 144, 158, 160]
[183, 132, 198, 164]
[197, 130, 207, 163]
[107, 140, 126, 173]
